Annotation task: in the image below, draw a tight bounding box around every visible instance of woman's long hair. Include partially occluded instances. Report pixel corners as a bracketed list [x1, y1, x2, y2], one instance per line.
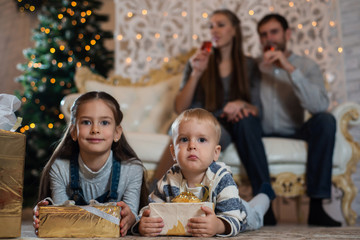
[201, 9, 250, 112]
[38, 91, 148, 209]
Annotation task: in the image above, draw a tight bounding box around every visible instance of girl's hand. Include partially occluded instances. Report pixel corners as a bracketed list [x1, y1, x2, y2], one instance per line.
[139, 209, 164, 236]
[187, 206, 227, 237]
[117, 201, 136, 237]
[221, 100, 258, 122]
[32, 199, 49, 236]
[190, 48, 211, 75]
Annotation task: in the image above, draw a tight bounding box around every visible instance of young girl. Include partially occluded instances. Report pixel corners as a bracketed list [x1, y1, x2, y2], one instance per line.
[33, 91, 148, 236]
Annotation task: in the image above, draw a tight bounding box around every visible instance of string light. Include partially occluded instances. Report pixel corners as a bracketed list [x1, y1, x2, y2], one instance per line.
[142, 9, 147, 15]
[30, 123, 35, 128]
[298, 24, 303, 29]
[202, 12, 208, 18]
[181, 11, 187, 17]
[117, 34, 123, 41]
[338, 47, 343, 53]
[59, 114, 65, 120]
[48, 123, 54, 129]
[289, 2, 294, 7]
[249, 10, 254, 16]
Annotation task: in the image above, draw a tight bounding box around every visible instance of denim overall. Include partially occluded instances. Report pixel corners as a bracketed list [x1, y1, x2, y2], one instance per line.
[69, 154, 121, 205]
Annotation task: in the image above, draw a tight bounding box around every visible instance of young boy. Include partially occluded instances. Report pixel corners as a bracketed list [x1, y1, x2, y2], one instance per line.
[134, 108, 274, 237]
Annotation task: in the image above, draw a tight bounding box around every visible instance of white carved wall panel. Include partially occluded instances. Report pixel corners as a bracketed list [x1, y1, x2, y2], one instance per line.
[114, 0, 346, 105]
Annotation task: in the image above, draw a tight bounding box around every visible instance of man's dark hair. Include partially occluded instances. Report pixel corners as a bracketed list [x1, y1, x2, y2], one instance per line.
[257, 13, 289, 33]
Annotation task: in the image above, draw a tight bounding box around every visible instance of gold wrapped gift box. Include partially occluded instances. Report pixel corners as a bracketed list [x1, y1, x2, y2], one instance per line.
[0, 130, 26, 238]
[149, 202, 214, 235]
[38, 205, 121, 238]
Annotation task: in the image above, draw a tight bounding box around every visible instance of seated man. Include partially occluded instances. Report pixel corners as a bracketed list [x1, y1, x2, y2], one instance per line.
[239, 13, 340, 227]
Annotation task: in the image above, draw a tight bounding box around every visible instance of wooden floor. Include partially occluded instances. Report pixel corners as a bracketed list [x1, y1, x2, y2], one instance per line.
[19, 220, 360, 239]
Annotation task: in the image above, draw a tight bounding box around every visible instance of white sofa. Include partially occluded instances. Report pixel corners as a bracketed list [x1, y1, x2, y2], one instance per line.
[61, 62, 360, 225]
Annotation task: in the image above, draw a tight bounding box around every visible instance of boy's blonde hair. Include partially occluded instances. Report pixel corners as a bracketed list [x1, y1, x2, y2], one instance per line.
[171, 108, 221, 144]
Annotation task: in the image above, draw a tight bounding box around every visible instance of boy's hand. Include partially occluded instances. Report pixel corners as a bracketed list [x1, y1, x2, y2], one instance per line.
[117, 201, 136, 236]
[187, 206, 227, 237]
[32, 199, 49, 236]
[139, 209, 164, 236]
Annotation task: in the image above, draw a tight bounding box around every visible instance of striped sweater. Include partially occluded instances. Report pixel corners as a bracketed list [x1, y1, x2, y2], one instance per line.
[149, 161, 248, 237]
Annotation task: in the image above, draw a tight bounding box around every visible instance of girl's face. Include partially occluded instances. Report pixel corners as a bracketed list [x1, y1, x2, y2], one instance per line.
[71, 99, 122, 159]
[210, 13, 236, 49]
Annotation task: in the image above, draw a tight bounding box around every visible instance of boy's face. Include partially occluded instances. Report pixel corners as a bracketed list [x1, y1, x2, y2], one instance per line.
[170, 118, 221, 180]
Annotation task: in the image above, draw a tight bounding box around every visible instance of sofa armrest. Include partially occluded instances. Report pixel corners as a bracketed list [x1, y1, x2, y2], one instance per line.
[60, 93, 82, 122]
[331, 102, 360, 174]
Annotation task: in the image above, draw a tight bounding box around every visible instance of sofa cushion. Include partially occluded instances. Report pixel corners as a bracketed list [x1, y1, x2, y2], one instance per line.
[81, 73, 182, 133]
[220, 137, 307, 175]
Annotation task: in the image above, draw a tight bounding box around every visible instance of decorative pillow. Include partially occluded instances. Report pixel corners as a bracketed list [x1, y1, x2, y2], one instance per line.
[82, 73, 182, 133]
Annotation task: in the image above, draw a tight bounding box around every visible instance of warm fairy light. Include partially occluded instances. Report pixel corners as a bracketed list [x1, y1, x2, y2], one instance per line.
[163, 57, 169, 62]
[31, 82, 36, 87]
[154, 33, 160, 39]
[24, 125, 29, 130]
[181, 11, 187, 17]
[338, 47, 343, 53]
[57, 62, 63, 68]
[173, 33, 178, 39]
[30, 123, 35, 128]
[329, 21, 335, 27]
[67, 8, 71, 14]
[318, 47, 323, 52]
[59, 45, 65, 51]
[21, 97, 27, 103]
[90, 40, 96, 45]
[125, 57, 132, 64]
[312, 21, 317, 27]
[289, 1, 294, 7]
[146, 56, 152, 62]
[78, 33, 84, 39]
[40, 27, 45, 32]
[59, 114, 64, 120]
[42, 77, 46, 83]
[81, 12, 86, 17]
[202, 12, 208, 18]
[60, 81, 65, 86]
[81, 18, 86, 23]
[269, 6, 274, 11]
[40, 105, 45, 111]
[86, 10, 92, 16]
[76, 62, 82, 67]
[20, 128, 25, 133]
[50, 48, 55, 53]
[29, 6, 35, 11]
[52, 59, 57, 65]
[67, 83, 72, 88]
[45, 29, 50, 34]
[85, 45, 90, 51]
[48, 123, 54, 129]
[50, 78, 56, 84]
[68, 50, 73, 55]
[163, 11, 168, 17]
[71, 1, 77, 7]
[34, 99, 40, 104]
[127, 12, 133, 18]
[136, 34, 142, 40]
[142, 9, 147, 15]
[58, 14, 63, 19]
[117, 34, 123, 41]
[249, 10, 254, 15]
[298, 24, 303, 29]
[192, 34, 198, 40]
[72, 20, 77, 25]
[85, 56, 90, 62]
[95, 34, 100, 40]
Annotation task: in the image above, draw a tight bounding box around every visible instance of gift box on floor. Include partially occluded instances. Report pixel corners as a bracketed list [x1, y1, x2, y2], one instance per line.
[149, 202, 214, 235]
[0, 130, 26, 238]
[38, 205, 121, 238]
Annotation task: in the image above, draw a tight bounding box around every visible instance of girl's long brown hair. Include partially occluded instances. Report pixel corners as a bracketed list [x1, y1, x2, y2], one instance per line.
[201, 9, 250, 112]
[38, 91, 148, 209]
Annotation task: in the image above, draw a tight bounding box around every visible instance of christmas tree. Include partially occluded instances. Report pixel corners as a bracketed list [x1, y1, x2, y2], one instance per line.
[16, 0, 113, 206]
